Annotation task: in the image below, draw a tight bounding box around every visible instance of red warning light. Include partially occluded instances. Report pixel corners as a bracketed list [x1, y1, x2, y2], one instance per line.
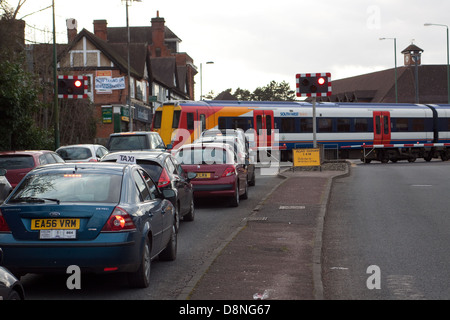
[74, 80, 83, 88]
[318, 77, 326, 85]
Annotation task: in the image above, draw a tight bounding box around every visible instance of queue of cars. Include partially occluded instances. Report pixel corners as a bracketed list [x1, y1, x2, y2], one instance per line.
[0, 129, 255, 294]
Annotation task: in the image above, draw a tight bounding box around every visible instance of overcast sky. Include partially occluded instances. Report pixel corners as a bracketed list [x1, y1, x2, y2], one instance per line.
[12, 0, 450, 100]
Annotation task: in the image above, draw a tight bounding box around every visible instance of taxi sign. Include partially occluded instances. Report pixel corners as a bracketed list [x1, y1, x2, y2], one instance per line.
[293, 148, 321, 167]
[117, 154, 137, 164]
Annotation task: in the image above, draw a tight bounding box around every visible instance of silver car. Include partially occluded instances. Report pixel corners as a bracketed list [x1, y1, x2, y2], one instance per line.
[56, 144, 108, 163]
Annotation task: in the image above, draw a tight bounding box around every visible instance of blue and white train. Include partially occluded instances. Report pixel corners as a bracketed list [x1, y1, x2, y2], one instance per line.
[152, 100, 450, 163]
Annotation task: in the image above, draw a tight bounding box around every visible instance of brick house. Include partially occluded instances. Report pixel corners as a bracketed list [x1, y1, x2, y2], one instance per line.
[57, 13, 197, 145]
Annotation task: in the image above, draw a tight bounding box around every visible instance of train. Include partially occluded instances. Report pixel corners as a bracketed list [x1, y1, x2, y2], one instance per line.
[151, 100, 450, 163]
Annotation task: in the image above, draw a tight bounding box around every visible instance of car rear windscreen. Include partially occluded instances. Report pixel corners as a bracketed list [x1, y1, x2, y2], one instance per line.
[9, 173, 122, 203]
[109, 135, 148, 151]
[57, 147, 93, 160]
[0, 155, 35, 169]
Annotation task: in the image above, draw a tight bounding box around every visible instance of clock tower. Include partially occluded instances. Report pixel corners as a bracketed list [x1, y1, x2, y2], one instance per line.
[401, 42, 424, 66]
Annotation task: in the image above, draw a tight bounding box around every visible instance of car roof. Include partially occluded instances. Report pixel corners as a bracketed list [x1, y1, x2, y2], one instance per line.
[56, 144, 104, 149]
[29, 162, 131, 175]
[109, 131, 157, 136]
[102, 150, 169, 163]
[0, 150, 54, 156]
[178, 142, 234, 151]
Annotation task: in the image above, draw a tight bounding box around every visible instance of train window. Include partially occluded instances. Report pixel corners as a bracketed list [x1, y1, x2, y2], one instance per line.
[172, 111, 181, 128]
[354, 118, 369, 132]
[395, 118, 409, 132]
[337, 119, 351, 132]
[256, 115, 262, 132]
[153, 111, 162, 129]
[218, 117, 226, 129]
[187, 113, 194, 130]
[375, 116, 381, 134]
[300, 118, 313, 133]
[232, 118, 248, 130]
[384, 116, 389, 134]
[200, 114, 206, 132]
[281, 118, 296, 133]
[318, 118, 333, 132]
[266, 115, 272, 136]
[411, 118, 425, 132]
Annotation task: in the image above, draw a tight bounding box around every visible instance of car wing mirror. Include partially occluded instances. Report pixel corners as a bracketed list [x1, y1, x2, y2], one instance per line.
[187, 172, 197, 181]
[162, 189, 176, 199]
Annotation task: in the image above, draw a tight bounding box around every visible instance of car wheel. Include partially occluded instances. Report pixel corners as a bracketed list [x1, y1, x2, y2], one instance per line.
[128, 237, 151, 288]
[174, 204, 180, 232]
[229, 182, 240, 207]
[7, 289, 22, 300]
[183, 196, 195, 222]
[249, 169, 256, 186]
[241, 179, 248, 200]
[159, 224, 177, 261]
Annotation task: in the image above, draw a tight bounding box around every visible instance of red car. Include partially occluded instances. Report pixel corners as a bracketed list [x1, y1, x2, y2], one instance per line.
[173, 143, 248, 207]
[0, 151, 65, 188]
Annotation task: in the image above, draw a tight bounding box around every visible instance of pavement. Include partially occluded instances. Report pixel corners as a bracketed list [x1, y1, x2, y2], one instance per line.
[178, 162, 350, 300]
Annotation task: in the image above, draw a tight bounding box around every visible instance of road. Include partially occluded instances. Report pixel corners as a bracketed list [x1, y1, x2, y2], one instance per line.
[20, 168, 283, 300]
[323, 160, 450, 299]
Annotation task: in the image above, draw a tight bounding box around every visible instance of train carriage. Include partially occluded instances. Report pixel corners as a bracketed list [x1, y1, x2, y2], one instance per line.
[151, 100, 450, 163]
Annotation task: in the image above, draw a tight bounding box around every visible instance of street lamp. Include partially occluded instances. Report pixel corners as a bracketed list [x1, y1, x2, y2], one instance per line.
[424, 23, 450, 104]
[200, 61, 214, 100]
[124, 0, 142, 131]
[379, 37, 398, 103]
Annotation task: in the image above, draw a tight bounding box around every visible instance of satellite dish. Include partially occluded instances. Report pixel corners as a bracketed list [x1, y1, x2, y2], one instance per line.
[66, 19, 78, 30]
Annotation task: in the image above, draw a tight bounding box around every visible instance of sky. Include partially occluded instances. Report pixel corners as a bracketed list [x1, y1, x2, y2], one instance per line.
[9, 0, 450, 100]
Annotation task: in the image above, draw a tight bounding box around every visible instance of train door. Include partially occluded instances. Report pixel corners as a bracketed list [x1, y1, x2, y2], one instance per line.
[373, 111, 391, 144]
[253, 110, 274, 148]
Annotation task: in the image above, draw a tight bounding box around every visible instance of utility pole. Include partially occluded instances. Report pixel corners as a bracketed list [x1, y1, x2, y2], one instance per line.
[52, 0, 59, 149]
[123, 0, 142, 132]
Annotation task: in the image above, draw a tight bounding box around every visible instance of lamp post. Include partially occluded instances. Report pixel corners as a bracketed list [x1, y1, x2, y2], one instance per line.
[424, 23, 450, 104]
[379, 37, 398, 103]
[124, 0, 142, 131]
[200, 61, 214, 100]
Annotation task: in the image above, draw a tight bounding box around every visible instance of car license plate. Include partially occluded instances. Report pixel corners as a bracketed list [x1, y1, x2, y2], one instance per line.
[31, 219, 80, 230]
[196, 172, 211, 179]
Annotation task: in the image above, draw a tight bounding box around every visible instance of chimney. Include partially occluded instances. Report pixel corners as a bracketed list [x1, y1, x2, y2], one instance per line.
[151, 12, 165, 56]
[66, 18, 78, 43]
[93, 19, 108, 41]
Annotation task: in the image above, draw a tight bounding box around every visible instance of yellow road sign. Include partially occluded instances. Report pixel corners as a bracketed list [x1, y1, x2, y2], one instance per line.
[293, 148, 321, 167]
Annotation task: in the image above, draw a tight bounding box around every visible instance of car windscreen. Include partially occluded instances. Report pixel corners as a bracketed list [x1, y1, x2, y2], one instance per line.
[108, 135, 148, 151]
[0, 155, 35, 169]
[175, 147, 233, 165]
[9, 173, 122, 203]
[57, 147, 93, 160]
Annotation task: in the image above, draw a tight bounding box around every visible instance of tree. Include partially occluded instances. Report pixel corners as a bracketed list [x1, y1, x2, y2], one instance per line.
[251, 80, 296, 101]
[0, 56, 53, 150]
[213, 80, 297, 101]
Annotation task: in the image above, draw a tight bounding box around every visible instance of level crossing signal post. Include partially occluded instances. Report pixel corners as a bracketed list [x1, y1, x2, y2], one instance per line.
[295, 73, 332, 148]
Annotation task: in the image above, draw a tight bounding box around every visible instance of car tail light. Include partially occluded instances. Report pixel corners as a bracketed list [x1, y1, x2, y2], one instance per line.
[222, 166, 236, 177]
[88, 158, 98, 162]
[158, 168, 171, 188]
[101, 207, 136, 232]
[0, 209, 11, 232]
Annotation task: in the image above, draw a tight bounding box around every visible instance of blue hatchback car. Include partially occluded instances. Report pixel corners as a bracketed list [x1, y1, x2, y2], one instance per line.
[0, 162, 177, 288]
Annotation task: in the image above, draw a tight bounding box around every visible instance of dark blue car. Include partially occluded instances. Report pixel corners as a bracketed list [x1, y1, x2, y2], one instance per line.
[0, 162, 177, 288]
